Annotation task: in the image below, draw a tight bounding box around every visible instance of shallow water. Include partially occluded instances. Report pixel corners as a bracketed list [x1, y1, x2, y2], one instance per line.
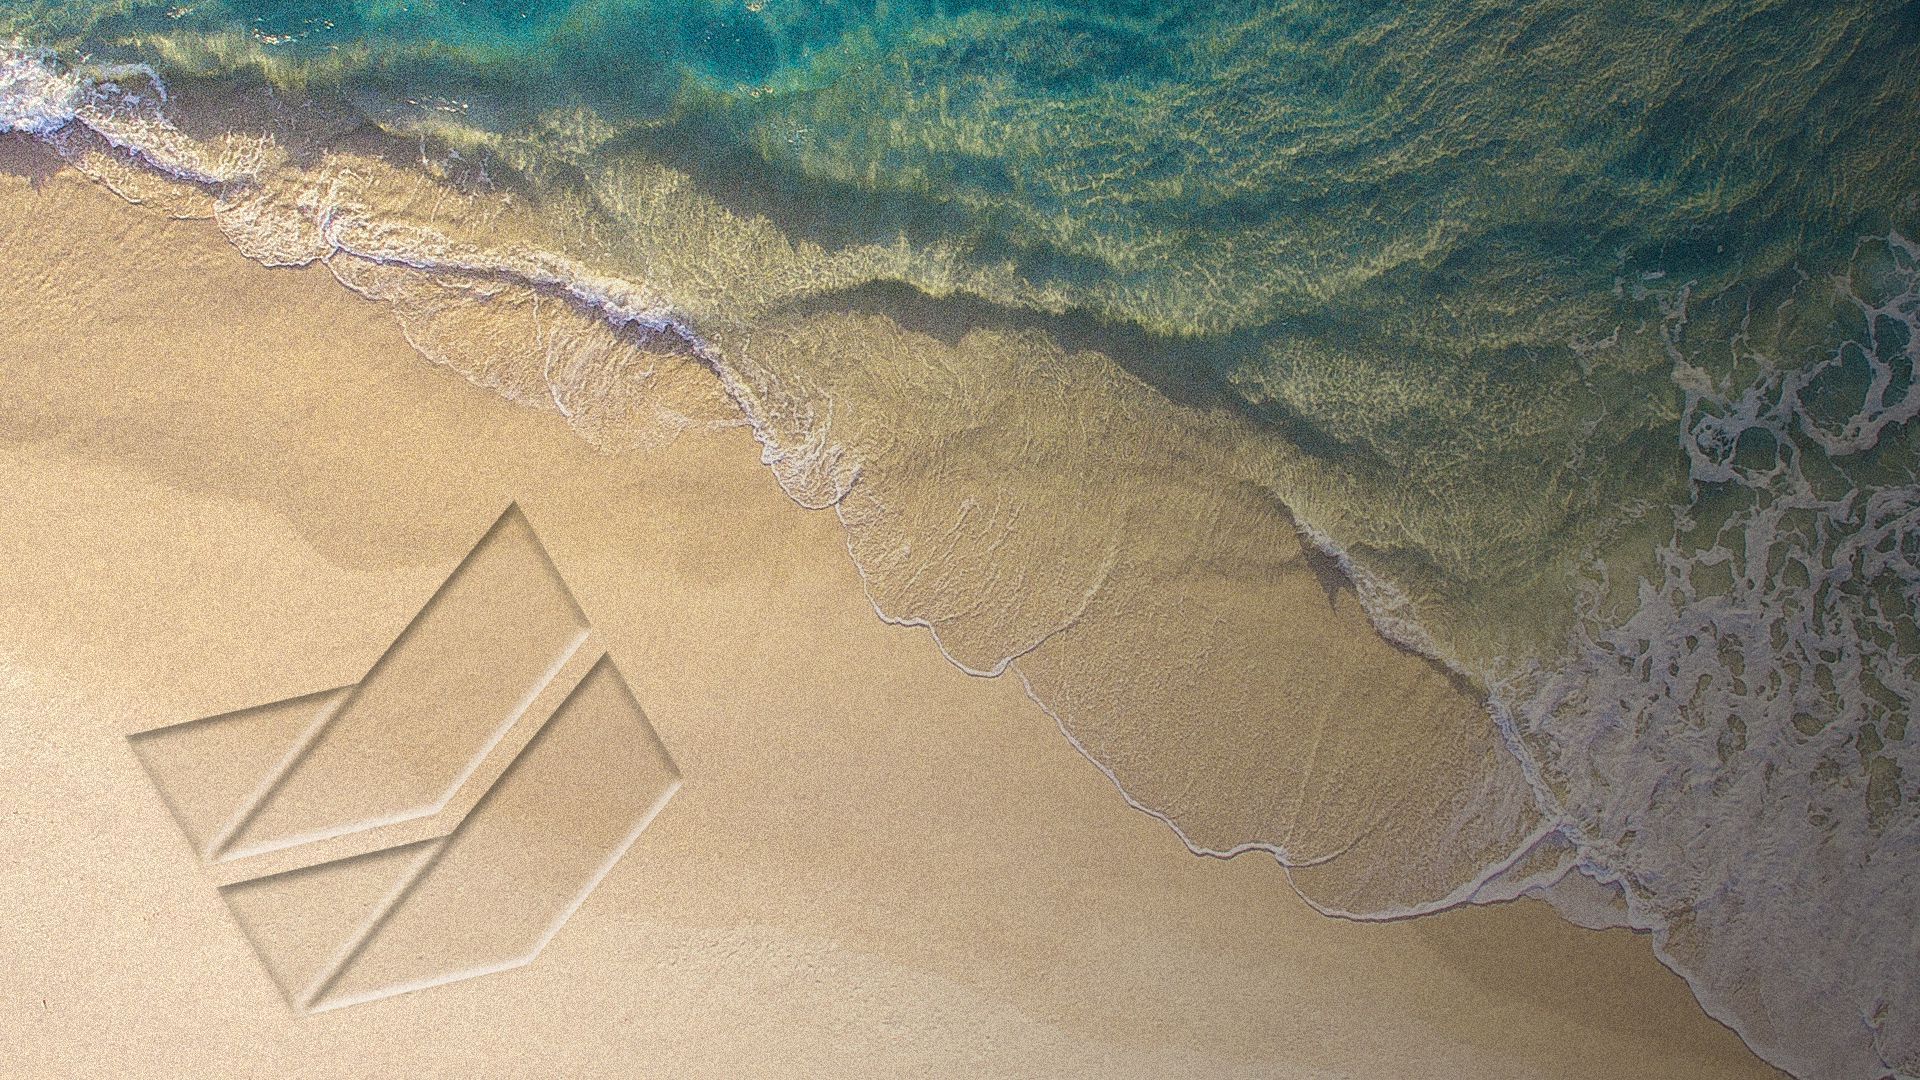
[2, 2, 1918, 1075]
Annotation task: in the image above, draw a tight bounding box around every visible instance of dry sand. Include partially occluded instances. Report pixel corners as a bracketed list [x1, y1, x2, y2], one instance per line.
[0, 140, 1781, 1078]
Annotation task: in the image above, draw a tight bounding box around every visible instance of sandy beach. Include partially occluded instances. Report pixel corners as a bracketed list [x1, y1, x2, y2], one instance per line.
[0, 139, 1783, 1077]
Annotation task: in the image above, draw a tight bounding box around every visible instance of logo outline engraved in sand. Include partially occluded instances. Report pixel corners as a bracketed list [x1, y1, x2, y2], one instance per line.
[128, 504, 681, 1014]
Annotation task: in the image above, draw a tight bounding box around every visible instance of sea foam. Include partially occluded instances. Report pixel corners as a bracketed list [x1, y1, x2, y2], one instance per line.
[0, 46, 76, 134]
[1486, 252, 1920, 1080]
[5, 45, 1916, 1079]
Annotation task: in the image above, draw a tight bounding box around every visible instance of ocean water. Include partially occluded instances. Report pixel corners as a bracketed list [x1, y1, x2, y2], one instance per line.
[2, 2, 1918, 1076]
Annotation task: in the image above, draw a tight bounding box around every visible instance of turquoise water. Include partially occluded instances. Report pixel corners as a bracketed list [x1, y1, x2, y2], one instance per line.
[9, 0, 1917, 594]
[13, 0, 1915, 641]
[4, 2, 1919, 1076]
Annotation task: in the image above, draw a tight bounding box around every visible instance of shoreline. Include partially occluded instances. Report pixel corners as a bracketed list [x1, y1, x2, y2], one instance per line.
[0, 54, 1783, 1058]
[0, 45, 1561, 921]
[0, 135, 1788, 1077]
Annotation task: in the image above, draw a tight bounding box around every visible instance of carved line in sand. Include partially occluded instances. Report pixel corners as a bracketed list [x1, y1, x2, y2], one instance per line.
[128, 504, 681, 1013]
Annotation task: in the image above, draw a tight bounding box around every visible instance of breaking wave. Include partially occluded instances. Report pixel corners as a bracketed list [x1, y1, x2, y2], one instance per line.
[4, 35, 1918, 1077]
[1494, 246, 1920, 1079]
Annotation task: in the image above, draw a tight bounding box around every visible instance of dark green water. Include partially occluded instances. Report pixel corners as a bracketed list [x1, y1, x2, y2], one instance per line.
[13, 0, 1918, 635]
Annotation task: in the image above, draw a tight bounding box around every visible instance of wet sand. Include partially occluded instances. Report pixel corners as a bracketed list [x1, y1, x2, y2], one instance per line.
[0, 141, 1782, 1078]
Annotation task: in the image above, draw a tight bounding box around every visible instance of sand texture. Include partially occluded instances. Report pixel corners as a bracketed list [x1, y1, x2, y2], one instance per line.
[0, 143, 1780, 1078]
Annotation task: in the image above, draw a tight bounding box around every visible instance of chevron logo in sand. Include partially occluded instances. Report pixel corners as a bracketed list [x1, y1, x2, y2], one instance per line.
[127, 505, 681, 1014]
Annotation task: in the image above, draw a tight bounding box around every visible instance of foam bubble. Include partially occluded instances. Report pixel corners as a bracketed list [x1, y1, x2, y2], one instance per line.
[10, 41, 1918, 1077]
[1494, 238, 1920, 1079]
[0, 46, 77, 135]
